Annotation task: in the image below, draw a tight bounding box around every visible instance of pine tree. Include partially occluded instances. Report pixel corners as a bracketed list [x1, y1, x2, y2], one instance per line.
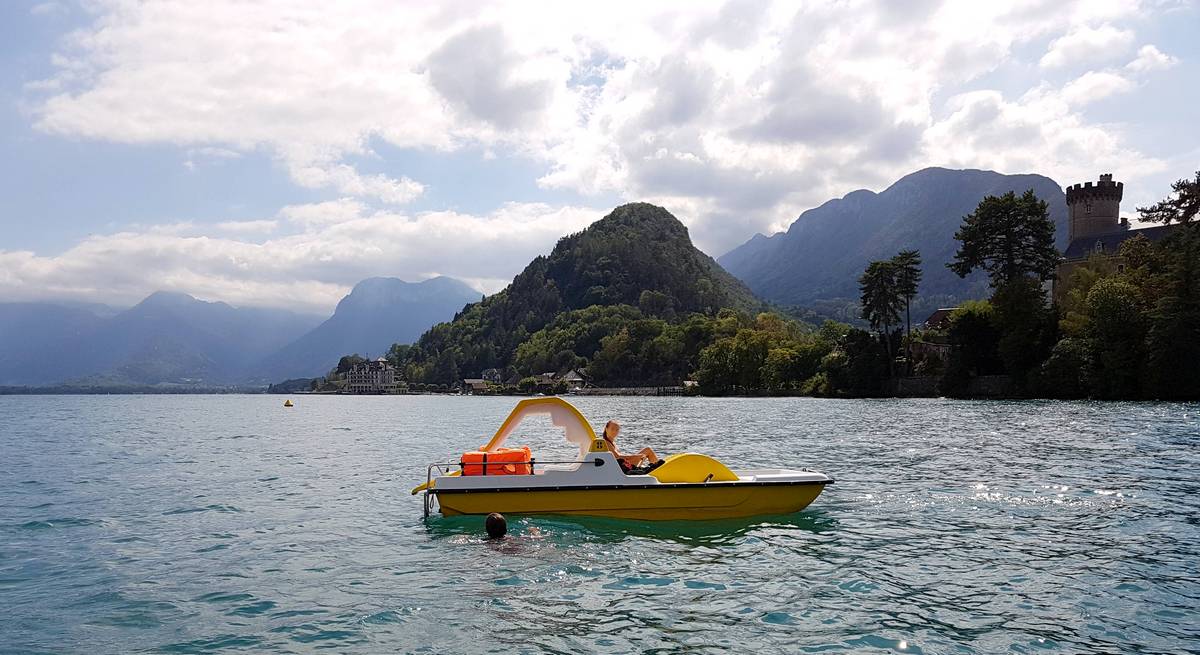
[1138, 170, 1200, 225]
[948, 189, 1060, 287]
[859, 260, 903, 378]
[891, 250, 922, 374]
[949, 190, 1059, 388]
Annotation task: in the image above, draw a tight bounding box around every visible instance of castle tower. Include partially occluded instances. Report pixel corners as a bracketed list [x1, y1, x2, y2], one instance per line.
[1065, 173, 1124, 242]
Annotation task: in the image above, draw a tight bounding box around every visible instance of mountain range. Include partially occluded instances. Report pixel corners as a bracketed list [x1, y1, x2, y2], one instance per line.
[718, 168, 1068, 310]
[0, 293, 320, 386]
[3, 167, 1076, 387]
[0, 277, 479, 387]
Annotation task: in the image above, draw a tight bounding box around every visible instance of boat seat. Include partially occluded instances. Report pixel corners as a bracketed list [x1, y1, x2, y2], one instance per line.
[649, 453, 739, 483]
[619, 458, 662, 476]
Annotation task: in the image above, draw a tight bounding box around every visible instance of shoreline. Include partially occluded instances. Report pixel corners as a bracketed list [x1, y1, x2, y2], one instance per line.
[1, 386, 1191, 401]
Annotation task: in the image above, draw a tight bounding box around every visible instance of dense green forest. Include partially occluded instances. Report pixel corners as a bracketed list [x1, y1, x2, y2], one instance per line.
[332, 172, 1200, 400]
[884, 173, 1200, 400]
[374, 198, 904, 396]
[386, 203, 762, 384]
[388, 305, 894, 396]
[1035, 213, 1200, 398]
[980, 227, 1200, 399]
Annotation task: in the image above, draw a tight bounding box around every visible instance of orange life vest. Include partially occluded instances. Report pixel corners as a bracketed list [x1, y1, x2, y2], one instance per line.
[460, 446, 532, 475]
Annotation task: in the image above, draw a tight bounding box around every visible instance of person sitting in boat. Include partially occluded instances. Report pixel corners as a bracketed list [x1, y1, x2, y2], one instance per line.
[601, 420, 663, 473]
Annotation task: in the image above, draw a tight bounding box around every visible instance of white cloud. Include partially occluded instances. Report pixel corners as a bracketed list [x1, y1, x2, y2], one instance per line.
[1054, 41, 1178, 110]
[1039, 23, 1135, 69]
[214, 220, 279, 234]
[183, 146, 243, 171]
[1061, 70, 1135, 105]
[278, 198, 370, 226]
[192, 147, 241, 160]
[924, 85, 1164, 187]
[1125, 44, 1178, 73]
[0, 201, 604, 314]
[18, 0, 1176, 285]
[33, 1, 455, 204]
[425, 25, 557, 130]
[287, 162, 425, 205]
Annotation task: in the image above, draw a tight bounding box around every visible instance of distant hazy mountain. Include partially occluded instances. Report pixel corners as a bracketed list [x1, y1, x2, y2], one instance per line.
[253, 276, 481, 381]
[0, 303, 102, 384]
[718, 168, 1069, 308]
[0, 292, 321, 386]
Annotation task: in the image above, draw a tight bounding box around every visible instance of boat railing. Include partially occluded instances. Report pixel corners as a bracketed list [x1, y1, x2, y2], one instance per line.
[425, 458, 604, 478]
[421, 458, 606, 518]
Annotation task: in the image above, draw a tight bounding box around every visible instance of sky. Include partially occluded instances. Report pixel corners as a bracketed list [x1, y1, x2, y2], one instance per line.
[0, 0, 1196, 315]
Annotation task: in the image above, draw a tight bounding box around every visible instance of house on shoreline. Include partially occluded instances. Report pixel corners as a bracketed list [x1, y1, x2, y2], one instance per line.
[462, 378, 488, 393]
[347, 357, 399, 394]
[534, 369, 590, 391]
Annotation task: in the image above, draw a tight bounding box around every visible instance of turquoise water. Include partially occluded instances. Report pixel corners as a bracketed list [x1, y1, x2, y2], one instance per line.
[1, 395, 1197, 653]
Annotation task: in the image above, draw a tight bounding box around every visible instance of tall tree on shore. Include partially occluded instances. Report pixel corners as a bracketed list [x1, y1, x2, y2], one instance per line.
[1138, 170, 1200, 225]
[949, 190, 1059, 388]
[859, 260, 902, 378]
[891, 250, 922, 374]
[948, 190, 1060, 287]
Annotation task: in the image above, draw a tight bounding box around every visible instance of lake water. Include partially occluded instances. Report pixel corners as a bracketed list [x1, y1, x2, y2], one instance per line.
[1, 395, 1197, 654]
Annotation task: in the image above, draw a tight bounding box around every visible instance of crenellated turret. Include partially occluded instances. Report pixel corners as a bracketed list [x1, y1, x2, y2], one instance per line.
[1066, 173, 1123, 242]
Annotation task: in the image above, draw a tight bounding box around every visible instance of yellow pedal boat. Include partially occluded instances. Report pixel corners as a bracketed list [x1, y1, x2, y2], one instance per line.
[411, 397, 833, 521]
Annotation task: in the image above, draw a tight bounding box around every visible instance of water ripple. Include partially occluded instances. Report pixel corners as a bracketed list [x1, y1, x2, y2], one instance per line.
[0, 395, 1196, 653]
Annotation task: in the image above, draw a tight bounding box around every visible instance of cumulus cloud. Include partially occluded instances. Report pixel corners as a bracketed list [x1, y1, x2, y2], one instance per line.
[0, 202, 605, 314]
[32, 1, 455, 203]
[1126, 44, 1178, 73]
[1039, 23, 1135, 69]
[1061, 70, 1135, 105]
[214, 220, 279, 234]
[924, 86, 1164, 186]
[426, 25, 557, 130]
[278, 198, 371, 227]
[1055, 41, 1178, 109]
[288, 162, 425, 205]
[15, 0, 1178, 304]
[737, 66, 891, 145]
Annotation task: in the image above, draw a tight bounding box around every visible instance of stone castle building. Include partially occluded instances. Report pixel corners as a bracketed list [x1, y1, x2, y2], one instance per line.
[1067, 173, 1125, 240]
[1053, 173, 1176, 301]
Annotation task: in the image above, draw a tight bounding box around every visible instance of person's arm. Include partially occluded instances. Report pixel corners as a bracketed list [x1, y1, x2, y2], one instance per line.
[608, 442, 635, 465]
[607, 439, 647, 467]
[619, 449, 648, 467]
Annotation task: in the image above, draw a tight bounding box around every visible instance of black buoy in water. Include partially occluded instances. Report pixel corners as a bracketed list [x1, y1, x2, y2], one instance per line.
[485, 512, 507, 538]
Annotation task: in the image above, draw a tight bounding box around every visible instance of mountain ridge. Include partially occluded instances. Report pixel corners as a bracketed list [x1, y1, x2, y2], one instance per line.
[0, 293, 321, 386]
[0, 276, 480, 387]
[719, 167, 1069, 307]
[251, 276, 481, 381]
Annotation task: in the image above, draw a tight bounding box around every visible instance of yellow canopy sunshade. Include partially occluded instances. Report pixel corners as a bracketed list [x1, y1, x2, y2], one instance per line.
[480, 396, 598, 459]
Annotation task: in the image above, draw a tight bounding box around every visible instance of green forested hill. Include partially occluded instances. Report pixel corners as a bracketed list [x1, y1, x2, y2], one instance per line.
[539, 203, 759, 312]
[399, 203, 763, 382]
